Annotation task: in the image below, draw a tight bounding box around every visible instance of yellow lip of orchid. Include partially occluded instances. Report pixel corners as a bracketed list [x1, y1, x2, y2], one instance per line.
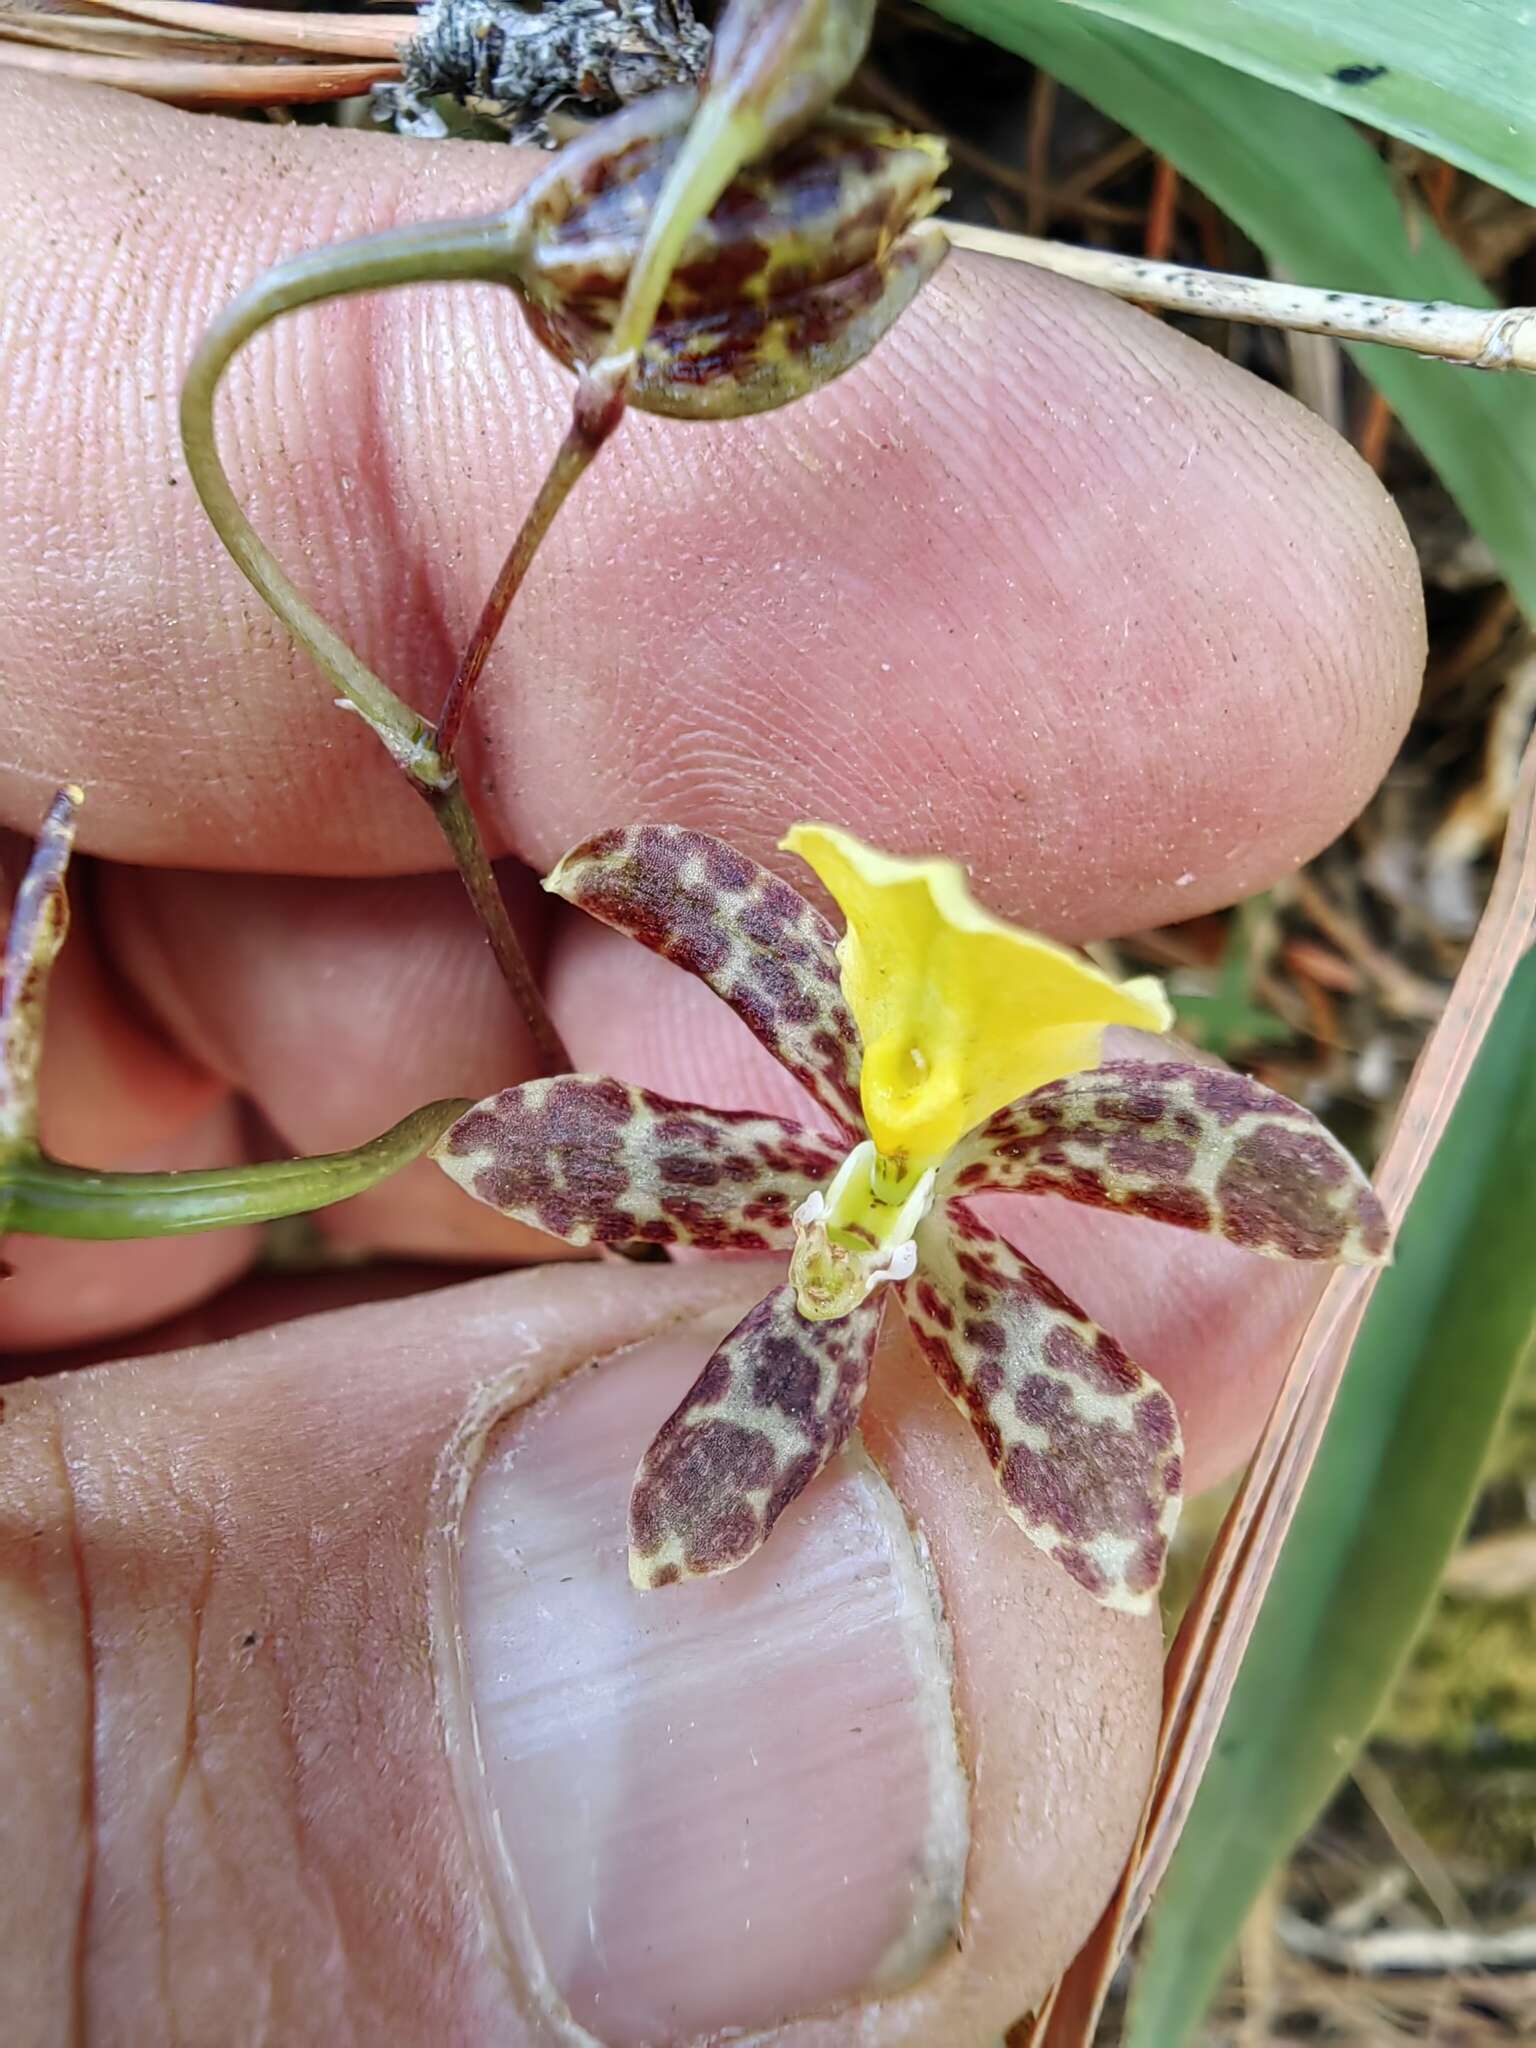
[781, 822, 1174, 1171]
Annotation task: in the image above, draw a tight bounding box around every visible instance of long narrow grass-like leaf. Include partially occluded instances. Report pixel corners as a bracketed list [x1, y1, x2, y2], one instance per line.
[1020, 730, 1536, 2048]
[975, 1, 1536, 205]
[1124, 943, 1536, 2045]
[926, 1, 1536, 620]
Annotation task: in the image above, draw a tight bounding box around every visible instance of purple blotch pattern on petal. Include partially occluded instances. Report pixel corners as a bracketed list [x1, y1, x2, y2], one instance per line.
[943, 1060, 1389, 1264]
[433, 1075, 842, 1248]
[546, 825, 865, 1136]
[629, 1282, 885, 1586]
[901, 1200, 1184, 1614]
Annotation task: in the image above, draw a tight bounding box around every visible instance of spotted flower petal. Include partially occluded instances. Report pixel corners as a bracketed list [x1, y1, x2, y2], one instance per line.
[434, 1075, 842, 1248]
[545, 825, 864, 1136]
[944, 1059, 1390, 1264]
[902, 1202, 1183, 1613]
[782, 823, 1171, 1172]
[628, 1282, 884, 1587]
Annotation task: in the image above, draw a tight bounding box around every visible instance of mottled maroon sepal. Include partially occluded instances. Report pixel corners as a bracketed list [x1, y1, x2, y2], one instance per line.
[546, 825, 865, 1135]
[943, 1060, 1390, 1266]
[629, 1282, 883, 1588]
[433, 1076, 842, 1248]
[901, 1204, 1183, 1613]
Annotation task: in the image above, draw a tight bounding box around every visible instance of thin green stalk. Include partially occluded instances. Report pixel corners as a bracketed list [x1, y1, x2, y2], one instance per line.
[180, 215, 516, 784]
[436, 423, 608, 767]
[1, 1099, 470, 1240]
[179, 215, 573, 1073]
[429, 785, 569, 1074]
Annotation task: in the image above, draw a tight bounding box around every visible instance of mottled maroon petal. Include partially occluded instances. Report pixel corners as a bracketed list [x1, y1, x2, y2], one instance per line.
[628, 1283, 884, 1587]
[432, 1077, 841, 1249]
[946, 1059, 1389, 1266]
[899, 1203, 1184, 1615]
[546, 825, 864, 1136]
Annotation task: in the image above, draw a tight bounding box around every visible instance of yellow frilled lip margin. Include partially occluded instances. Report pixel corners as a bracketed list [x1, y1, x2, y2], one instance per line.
[782, 823, 1174, 1170]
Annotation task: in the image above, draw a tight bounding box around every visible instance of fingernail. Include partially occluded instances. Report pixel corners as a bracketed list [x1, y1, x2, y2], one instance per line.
[440, 1305, 968, 2044]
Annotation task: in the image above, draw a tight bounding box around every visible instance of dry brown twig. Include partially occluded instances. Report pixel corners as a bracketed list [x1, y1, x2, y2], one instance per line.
[67, 0, 412, 55]
[1430, 644, 1536, 868]
[0, 0, 411, 96]
[1286, 870, 1447, 1022]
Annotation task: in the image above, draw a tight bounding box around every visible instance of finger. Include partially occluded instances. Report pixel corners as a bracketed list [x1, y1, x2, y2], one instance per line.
[91, 857, 580, 1263]
[29, 1260, 494, 1371]
[1, 1259, 1160, 2043]
[0, 830, 256, 1351]
[2, 76, 1420, 939]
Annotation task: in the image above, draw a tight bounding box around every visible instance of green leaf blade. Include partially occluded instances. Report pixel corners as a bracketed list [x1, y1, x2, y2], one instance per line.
[960, 1, 1536, 204]
[1123, 947, 1536, 2045]
[927, 1, 1536, 617]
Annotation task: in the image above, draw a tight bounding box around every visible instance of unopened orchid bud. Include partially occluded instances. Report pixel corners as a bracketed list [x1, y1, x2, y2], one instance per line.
[511, 97, 949, 418]
[576, 0, 882, 385]
[706, 0, 877, 157]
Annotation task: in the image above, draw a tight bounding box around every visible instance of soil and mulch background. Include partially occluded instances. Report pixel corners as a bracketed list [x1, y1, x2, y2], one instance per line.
[8, 1, 1534, 2038]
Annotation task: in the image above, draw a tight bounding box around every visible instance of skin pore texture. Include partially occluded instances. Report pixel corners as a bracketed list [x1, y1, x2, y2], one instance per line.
[0, 70, 1423, 2043]
[4, 1262, 1163, 2045]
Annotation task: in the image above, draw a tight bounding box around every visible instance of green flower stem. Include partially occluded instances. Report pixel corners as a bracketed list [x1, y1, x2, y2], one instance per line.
[0, 1099, 470, 1241]
[178, 217, 573, 1075]
[179, 215, 517, 780]
[429, 783, 570, 1075]
[435, 421, 608, 767]
[438, 0, 883, 755]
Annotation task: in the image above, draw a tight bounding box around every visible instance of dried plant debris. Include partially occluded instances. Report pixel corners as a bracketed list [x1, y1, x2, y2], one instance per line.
[375, 0, 711, 142]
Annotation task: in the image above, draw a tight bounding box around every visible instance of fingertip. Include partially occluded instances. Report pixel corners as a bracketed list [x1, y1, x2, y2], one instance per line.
[4, 82, 1421, 931]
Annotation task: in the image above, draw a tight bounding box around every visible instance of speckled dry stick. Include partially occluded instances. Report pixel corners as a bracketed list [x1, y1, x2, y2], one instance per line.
[0, 783, 81, 1156]
[946, 224, 1536, 375]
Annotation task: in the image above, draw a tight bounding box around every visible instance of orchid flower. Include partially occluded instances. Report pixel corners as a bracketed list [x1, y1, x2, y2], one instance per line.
[433, 825, 1389, 1613]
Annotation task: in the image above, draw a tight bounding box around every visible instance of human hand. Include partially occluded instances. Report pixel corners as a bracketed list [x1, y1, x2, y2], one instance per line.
[0, 72, 1421, 2043]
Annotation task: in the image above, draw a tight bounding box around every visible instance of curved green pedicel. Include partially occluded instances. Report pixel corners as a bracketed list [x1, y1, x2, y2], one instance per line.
[1, 787, 470, 1244]
[0, 1100, 469, 1242]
